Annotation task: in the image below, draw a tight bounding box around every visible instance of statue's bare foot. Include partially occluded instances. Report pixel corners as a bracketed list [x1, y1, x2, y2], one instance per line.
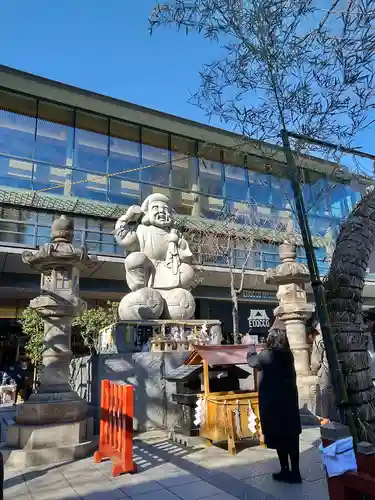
[118, 288, 164, 320]
[160, 288, 196, 320]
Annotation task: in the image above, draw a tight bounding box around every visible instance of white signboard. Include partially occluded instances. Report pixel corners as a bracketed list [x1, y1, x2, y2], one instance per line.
[248, 309, 271, 329]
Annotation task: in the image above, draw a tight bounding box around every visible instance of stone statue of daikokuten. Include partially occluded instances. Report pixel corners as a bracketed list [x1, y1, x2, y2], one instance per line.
[114, 193, 196, 321]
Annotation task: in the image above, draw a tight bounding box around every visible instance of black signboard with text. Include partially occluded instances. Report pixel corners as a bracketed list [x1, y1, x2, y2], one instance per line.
[243, 305, 275, 342]
[197, 298, 275, 343]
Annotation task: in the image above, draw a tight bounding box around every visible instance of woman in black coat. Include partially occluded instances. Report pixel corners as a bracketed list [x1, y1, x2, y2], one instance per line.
[247, 330, 302, 483]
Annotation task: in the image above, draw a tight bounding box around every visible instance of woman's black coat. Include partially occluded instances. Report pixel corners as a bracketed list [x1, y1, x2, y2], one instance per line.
[248, 348, 301, 450]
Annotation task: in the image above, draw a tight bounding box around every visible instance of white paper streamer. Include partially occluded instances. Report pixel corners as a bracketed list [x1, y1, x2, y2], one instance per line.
[194, 398, 203, 427]
[248, 401, 258, 434]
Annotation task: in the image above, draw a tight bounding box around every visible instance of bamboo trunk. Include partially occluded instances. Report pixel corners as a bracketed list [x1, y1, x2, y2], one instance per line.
[232, 295, 240, 344]
[325, 188, 375, 442]
[229, 267, 241, 344]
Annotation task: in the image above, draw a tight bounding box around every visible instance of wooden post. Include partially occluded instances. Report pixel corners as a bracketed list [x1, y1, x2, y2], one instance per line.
[227, 405, 236, 456]
[203, 360, 209, 395]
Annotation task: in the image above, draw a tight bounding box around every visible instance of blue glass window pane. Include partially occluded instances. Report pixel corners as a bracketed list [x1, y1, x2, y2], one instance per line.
[141, 128, 170, 186]
[171, 135, 198, 191]
[35, 102, 74, 166]
[248, 170, 271, 206]
[199, 158, 223, 196]
[258, 243, 280, 269]
[329, 183, 350, 218]
[227, 201, 254, 224]
[108, 177, 142, 206]
[225, 165, 248, 200]
[0, 156, 33, 190]
[252, 204, 275, 229]
[74, 112, 108, 174]
[72, 170, 108, 202]
[0, 92, 36, 159]
[96, 220, 117, 255]
[304, 175, 331, 216]
[271, 176, 294, 209]
[72, 217, 85, 247]
[0, 207, 36, 246]
[270, 207, 294, 232]
[200, 194, 225, 219]
[85, 219, 101, 254]
[109, 120, 140, 181]
[33, 163, 68, 195]
[18, 209, 37, 246]
[72, 217, 86, 247]
[308, 216, 336, 238]
[140, 184, 172, 204]
[169, 188, 200, 216]
[36, 212, 54, 247]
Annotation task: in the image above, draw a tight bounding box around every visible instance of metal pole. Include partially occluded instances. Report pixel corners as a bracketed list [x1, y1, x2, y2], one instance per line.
[280, 129, 358, 442]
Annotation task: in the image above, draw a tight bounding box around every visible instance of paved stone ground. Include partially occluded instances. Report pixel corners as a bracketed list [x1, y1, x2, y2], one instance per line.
[3, 426, 327, 500]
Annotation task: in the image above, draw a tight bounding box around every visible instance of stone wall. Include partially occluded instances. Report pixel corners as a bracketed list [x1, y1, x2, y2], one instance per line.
[70, 351, 256, 432]
[97, 352, 189, 431]
[70, 355, 99, 407]
[70, 352, 190, 432]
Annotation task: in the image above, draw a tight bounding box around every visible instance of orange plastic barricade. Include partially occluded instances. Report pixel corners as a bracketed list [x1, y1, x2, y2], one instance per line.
[94, 380, 136, 477]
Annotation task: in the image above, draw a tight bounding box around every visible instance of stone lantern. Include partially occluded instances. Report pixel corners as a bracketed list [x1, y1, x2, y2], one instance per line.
[265, 242, 318, 419]
[6, 216, 99, 467]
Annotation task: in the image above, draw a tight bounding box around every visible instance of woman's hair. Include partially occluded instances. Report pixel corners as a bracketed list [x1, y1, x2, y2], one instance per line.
[266, 330, 291, 351]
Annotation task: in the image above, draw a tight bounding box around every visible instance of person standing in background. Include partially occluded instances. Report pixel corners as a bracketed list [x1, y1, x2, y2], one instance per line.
[247, 330, 302, 483]
[13, 358, 32, 404]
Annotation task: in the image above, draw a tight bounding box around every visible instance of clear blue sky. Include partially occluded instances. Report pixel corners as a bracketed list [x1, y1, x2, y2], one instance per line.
[0, 0, 374, 169]
[0, 0, 222, 126]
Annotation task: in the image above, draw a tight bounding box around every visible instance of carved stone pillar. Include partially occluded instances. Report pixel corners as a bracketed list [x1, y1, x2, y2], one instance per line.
[17, 216, 98, 425]
[265, 242, 318, 421]
[5, 217, 99, 468]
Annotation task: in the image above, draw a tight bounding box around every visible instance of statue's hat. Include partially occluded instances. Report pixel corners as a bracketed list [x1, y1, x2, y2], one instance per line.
[141, 193, 171, 213]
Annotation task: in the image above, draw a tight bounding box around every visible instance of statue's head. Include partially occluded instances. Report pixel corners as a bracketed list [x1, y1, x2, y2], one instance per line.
[51, 215, 74, 243]
[141, 193, 173, 229]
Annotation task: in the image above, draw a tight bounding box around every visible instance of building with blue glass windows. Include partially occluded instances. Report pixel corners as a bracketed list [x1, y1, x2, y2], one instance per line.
[0, 64, 374, 351]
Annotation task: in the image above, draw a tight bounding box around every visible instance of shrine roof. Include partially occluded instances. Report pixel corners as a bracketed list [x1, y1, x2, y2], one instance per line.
[184, 345, 251, 366]
[164, 365, 202, 382]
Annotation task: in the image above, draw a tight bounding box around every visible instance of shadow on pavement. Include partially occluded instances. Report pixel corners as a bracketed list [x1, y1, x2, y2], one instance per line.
[3, 426, 328, 500]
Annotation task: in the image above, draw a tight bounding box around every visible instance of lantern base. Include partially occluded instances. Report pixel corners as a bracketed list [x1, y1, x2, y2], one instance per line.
[15, 392, 88, 425]
[297, 375, 321, 425]
[4, 416, 96, 468]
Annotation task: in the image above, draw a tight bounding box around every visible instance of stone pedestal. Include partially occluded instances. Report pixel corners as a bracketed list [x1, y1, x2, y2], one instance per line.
[275, 309, 319, 423]
[16, 396, 88, 426]
[4, 417, 97, 469]
[274, 309, 312, 376]
[5, 216, 99, 465]
[278, 312, 318, 422]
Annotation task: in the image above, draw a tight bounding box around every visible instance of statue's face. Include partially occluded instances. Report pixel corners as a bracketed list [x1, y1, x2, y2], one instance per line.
[149, 200, 172, 228]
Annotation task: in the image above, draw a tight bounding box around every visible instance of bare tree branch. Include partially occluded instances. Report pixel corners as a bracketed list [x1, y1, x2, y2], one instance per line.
[150, 0, 375, 154]
[150, 0, 375, 440]
[177, 202, 277, 343]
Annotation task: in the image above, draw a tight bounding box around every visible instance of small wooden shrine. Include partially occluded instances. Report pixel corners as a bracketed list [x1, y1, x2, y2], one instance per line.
[184, 345, 262, 455]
